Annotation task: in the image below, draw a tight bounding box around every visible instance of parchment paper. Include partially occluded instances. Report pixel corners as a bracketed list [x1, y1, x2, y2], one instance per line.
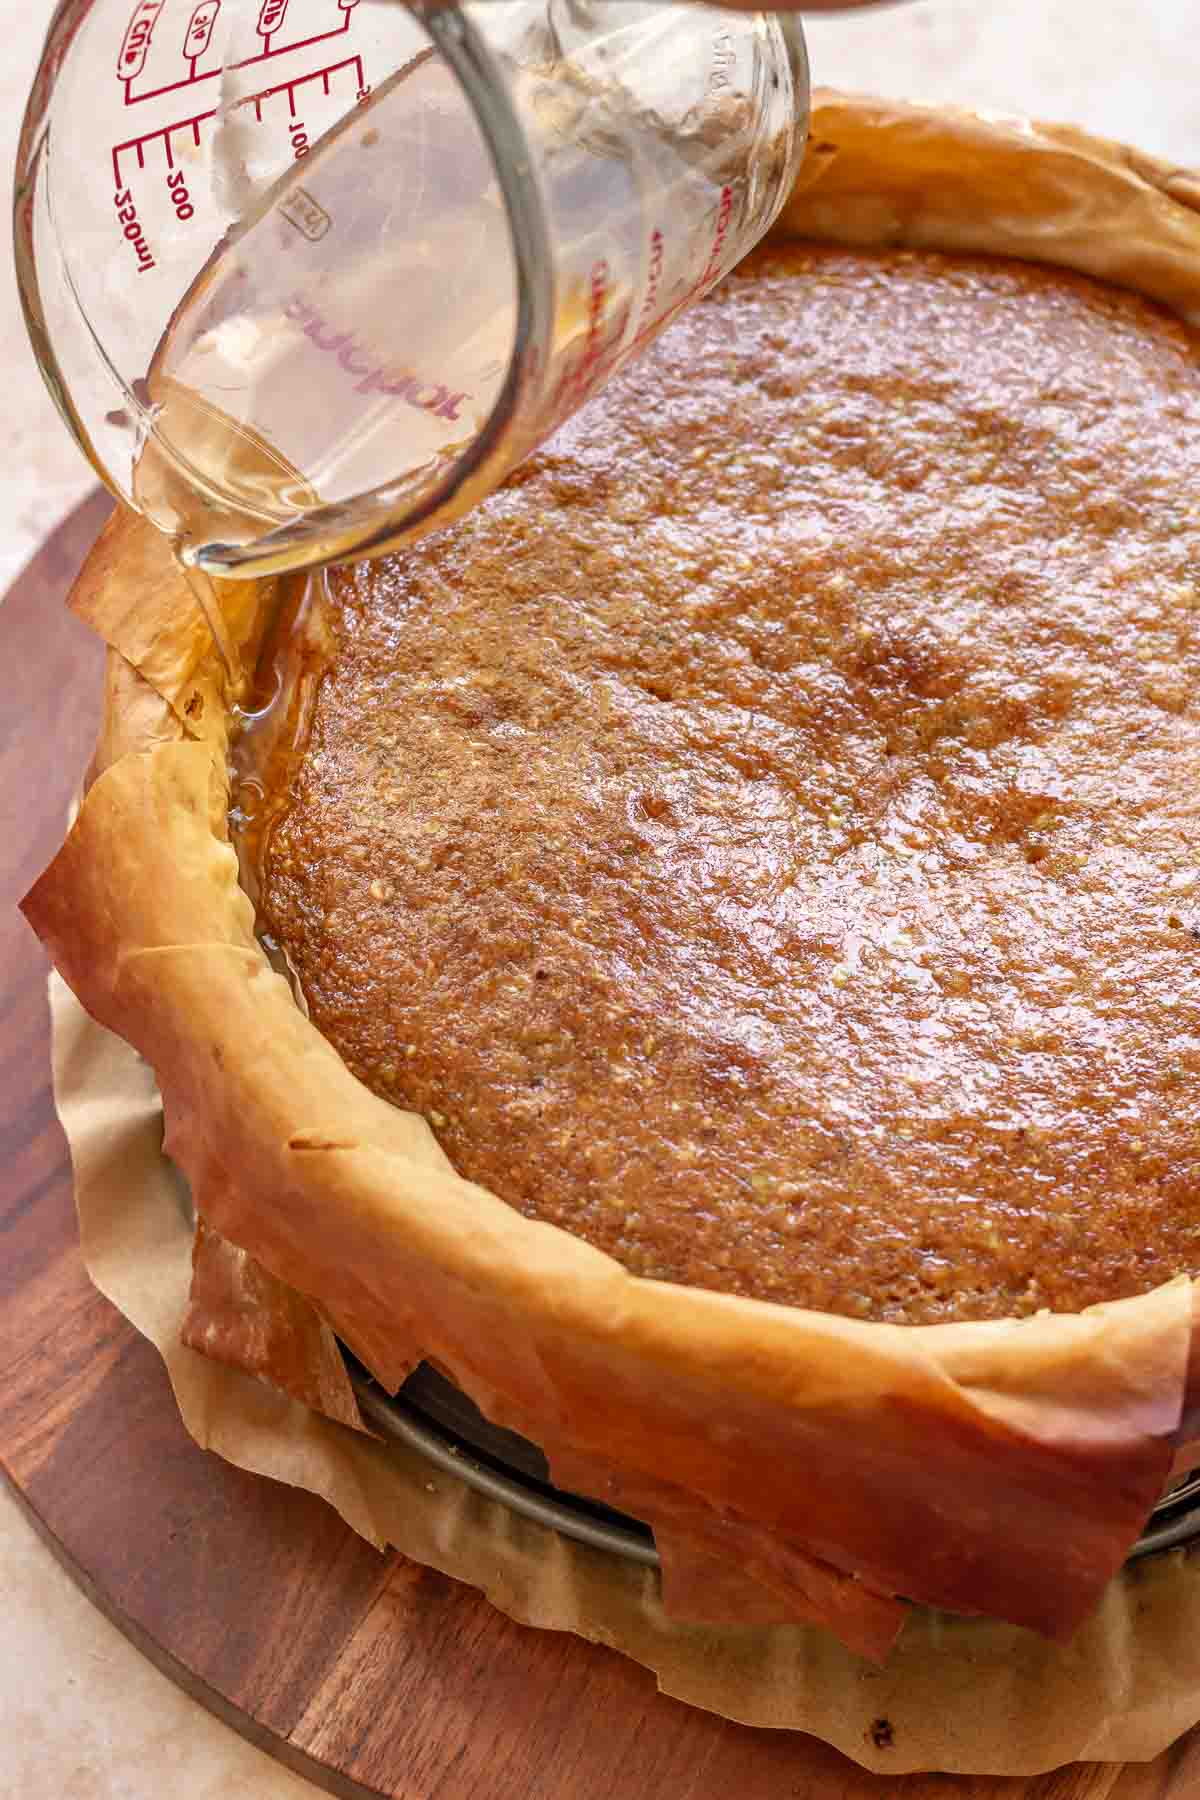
[50, 973, 1200, 1777]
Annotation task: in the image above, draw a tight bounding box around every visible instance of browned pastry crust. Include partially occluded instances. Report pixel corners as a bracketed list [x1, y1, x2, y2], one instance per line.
[22, 93, 1200, 1660]
[184, 1216, 365, 1431]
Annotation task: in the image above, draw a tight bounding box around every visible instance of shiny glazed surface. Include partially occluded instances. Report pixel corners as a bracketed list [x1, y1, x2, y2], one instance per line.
[254, 242, 1200, 1324]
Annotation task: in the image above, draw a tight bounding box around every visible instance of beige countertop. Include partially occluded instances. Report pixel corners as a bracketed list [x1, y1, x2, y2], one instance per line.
[2, 1, 1198, 1793]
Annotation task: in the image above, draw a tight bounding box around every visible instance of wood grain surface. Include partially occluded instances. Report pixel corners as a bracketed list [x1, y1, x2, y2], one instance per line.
[1, 495, 1199, 1800]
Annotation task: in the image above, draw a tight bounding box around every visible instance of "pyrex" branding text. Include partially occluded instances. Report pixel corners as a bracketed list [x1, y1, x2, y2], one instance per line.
[283, 295, 469, 420]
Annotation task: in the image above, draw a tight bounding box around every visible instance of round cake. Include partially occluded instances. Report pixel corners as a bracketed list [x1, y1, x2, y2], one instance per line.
[249, 238, 1200, 1328]
[25, 95, 1200, 1663]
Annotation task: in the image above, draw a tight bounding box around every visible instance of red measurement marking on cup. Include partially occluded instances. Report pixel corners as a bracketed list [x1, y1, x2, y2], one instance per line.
[166, 167, 195, 219]
[112, 110, 213, 185]
[629, 186, 735, 359]
[184, 1, 220, 65]
[633, 227, 664, 340]
[111, 56, 364, 184]
[117, 0, 163, 83]
[550, 261, 618, 417]
[256, 0, 357, 36]
[120, 0, 358, 104]
[256, 2, 357, 59]
[248, 54, 363, 119]
[699, 184, 734, 286]
[113, 186, 155, 272]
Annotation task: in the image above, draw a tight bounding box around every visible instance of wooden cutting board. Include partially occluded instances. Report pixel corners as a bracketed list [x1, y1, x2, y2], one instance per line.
[1, 494, 1198, 1800]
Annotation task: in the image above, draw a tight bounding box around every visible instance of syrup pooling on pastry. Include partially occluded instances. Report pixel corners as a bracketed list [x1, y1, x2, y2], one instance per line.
[243, 241, 1200, 1325]
[131, 378, 323, 692]
[229, 567, 334, 989]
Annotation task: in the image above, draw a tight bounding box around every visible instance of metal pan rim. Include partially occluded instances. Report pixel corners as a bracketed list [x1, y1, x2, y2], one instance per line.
[354, 1362, 1200, 1580]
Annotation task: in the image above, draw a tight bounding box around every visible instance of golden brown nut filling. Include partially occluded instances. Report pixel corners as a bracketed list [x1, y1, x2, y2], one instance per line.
[251, 240, 1200, 1326]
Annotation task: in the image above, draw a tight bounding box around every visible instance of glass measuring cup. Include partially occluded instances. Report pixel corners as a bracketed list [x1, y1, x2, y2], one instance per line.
[15, 0, 808, 578]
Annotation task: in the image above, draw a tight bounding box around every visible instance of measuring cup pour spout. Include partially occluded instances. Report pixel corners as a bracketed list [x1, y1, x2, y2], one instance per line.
[16, 0, 809, 577]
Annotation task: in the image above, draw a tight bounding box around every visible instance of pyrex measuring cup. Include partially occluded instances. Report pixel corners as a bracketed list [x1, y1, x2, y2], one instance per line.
[15, 0, 808, 577]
